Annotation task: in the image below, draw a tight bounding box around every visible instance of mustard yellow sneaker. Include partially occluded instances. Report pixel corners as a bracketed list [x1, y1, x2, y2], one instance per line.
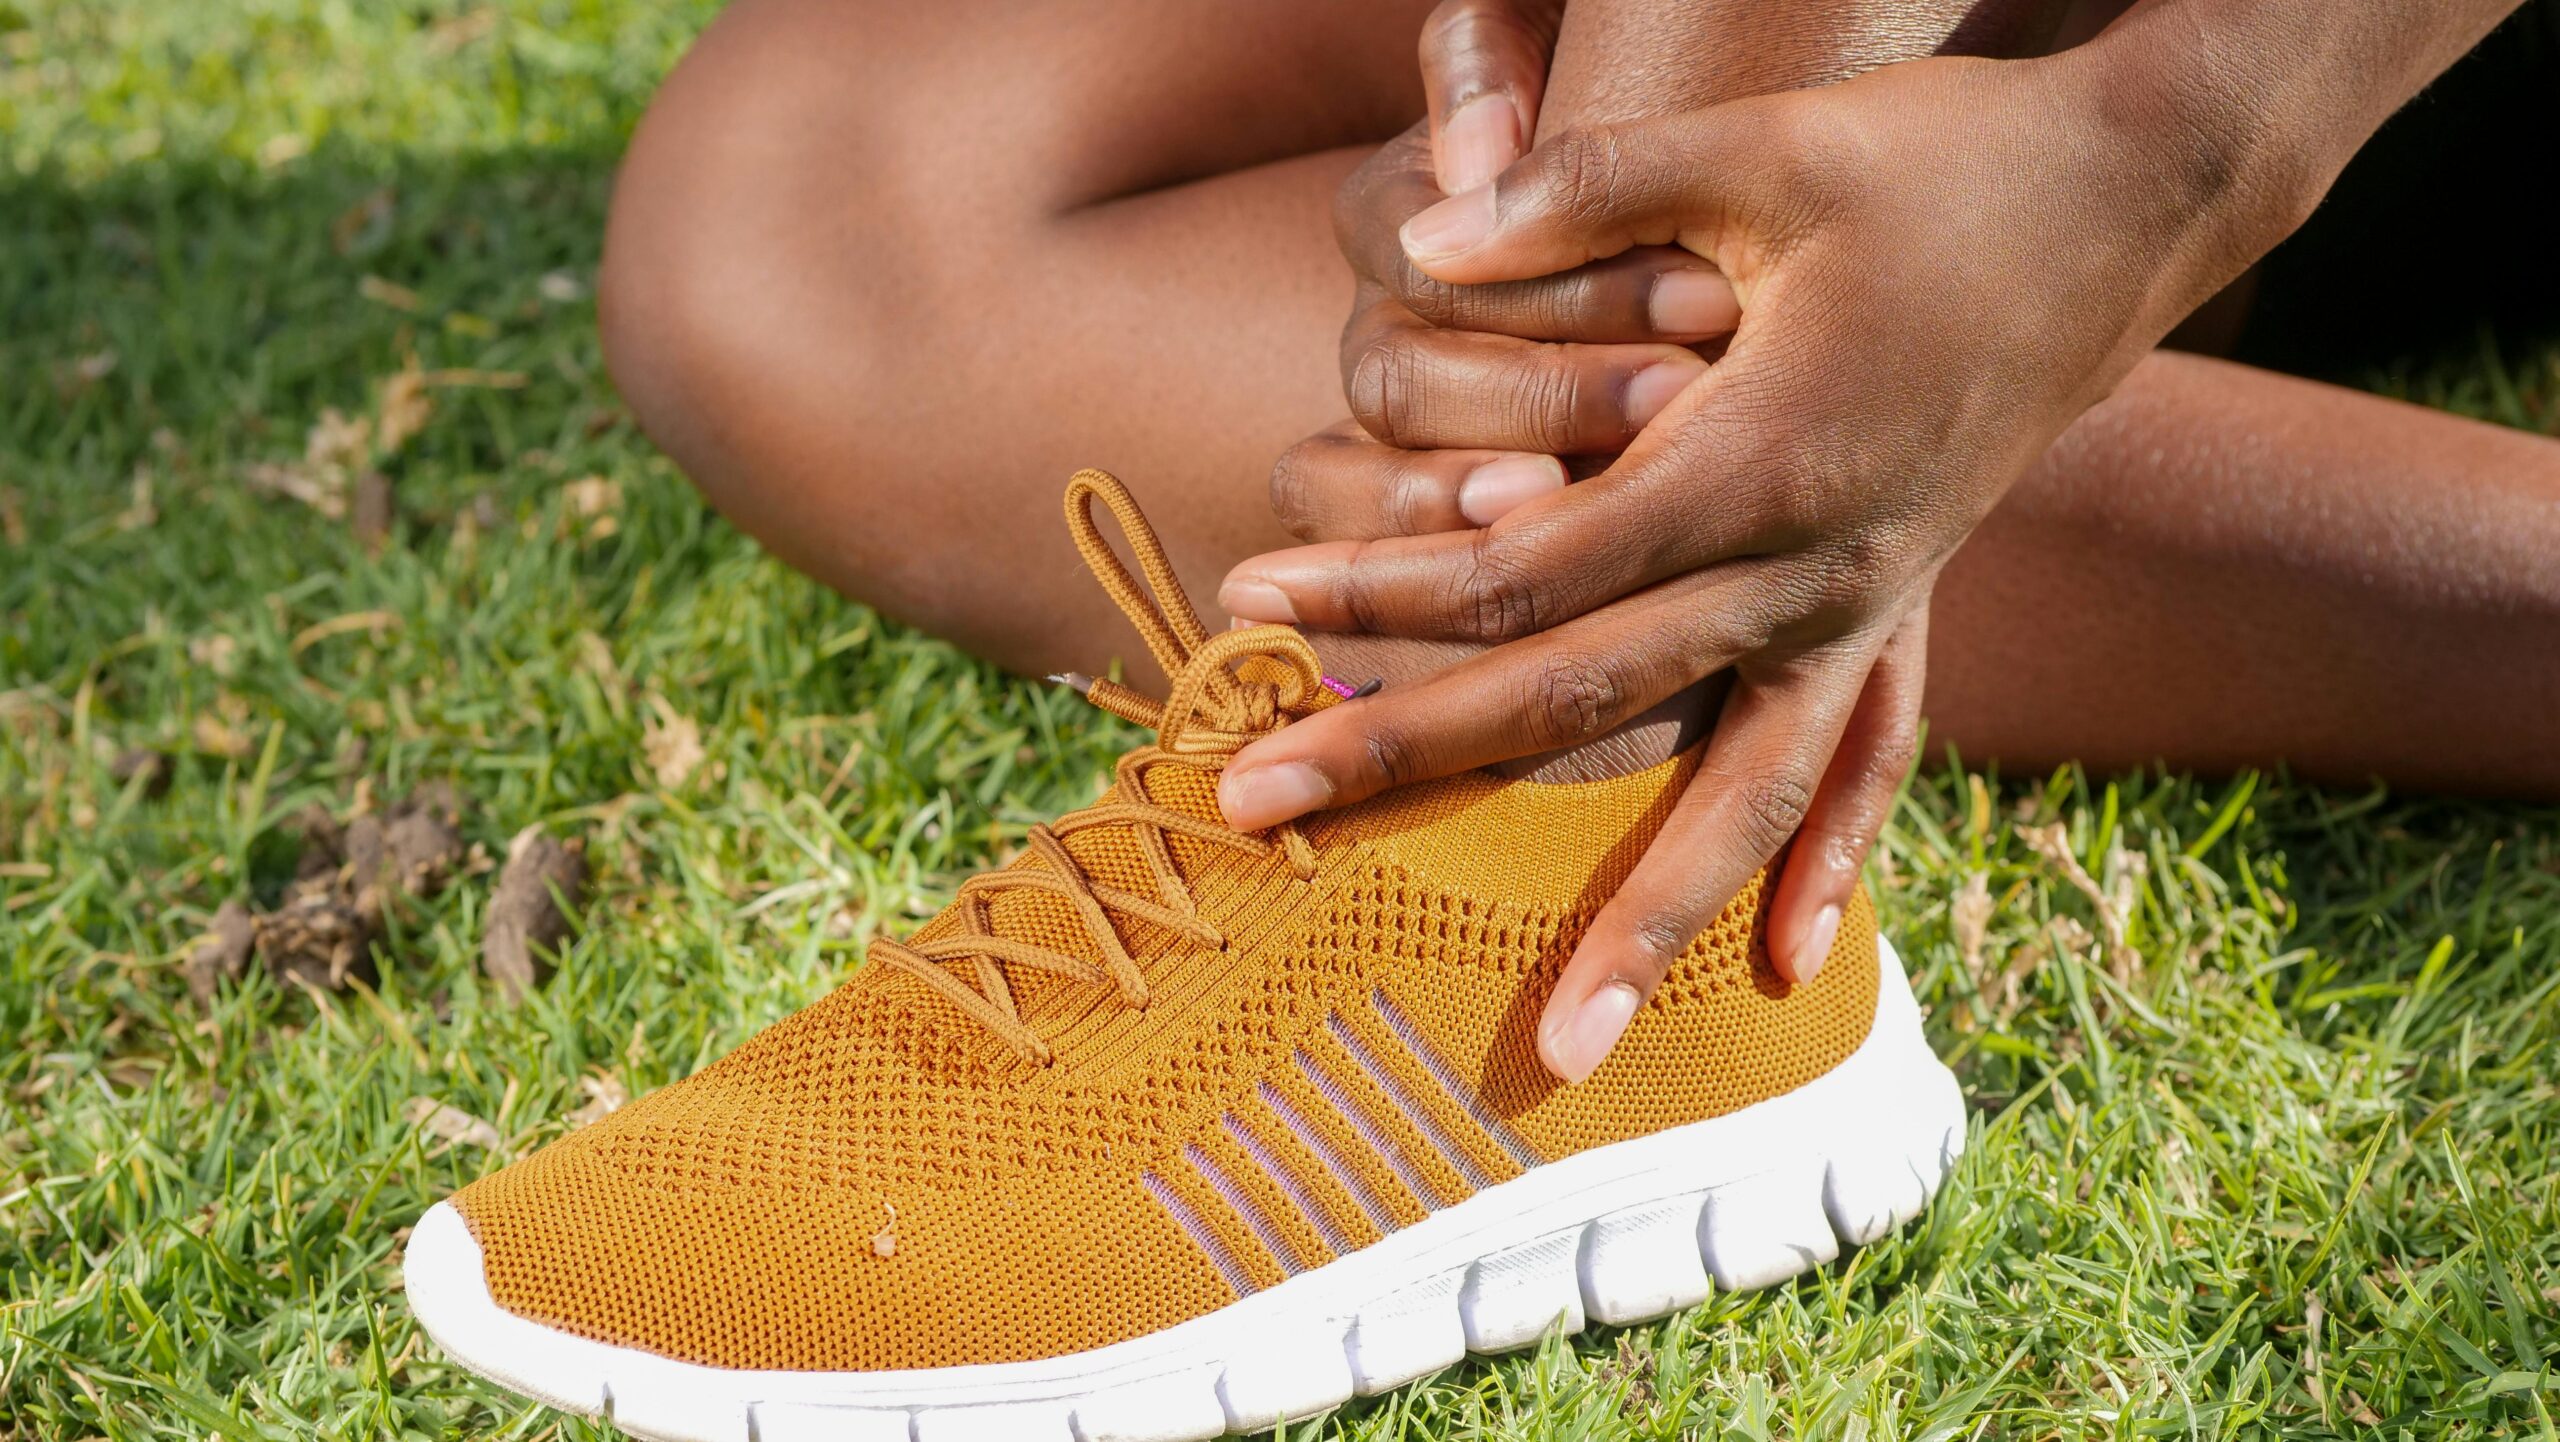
[405, 470, 1964, 1442]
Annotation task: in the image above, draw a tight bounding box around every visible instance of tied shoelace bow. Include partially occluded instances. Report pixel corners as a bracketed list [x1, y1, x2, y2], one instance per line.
[868, 469, 1335, 1067]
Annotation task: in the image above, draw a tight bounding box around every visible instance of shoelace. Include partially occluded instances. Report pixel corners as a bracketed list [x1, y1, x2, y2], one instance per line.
[867, 469, 1331, 1066]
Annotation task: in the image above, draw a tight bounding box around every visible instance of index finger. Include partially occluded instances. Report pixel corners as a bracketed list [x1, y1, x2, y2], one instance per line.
[1539, 653, 1871, 1083]
[1219, 421, 1763, 644]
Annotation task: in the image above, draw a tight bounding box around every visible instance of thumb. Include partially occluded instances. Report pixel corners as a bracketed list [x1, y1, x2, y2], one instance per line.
[1402, 108, 1774, 285]
[1420, 0, 1563, 195]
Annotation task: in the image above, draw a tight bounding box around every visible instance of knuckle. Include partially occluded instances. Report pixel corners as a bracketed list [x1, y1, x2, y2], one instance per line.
[1451, 539, 1544, 641]
[1869, 712, 1923, 777]
[1737, 427, 1868, 555]
[1524, 653, 1621, 750]
[1752, 441, 1843, 540]
[1333, 144, 1413, 253]
[1628, 910, 1698, 967]
[1735, 771, 1817, 856]
[1266, 444, 1326, 539]
[1358, 719, 1425, 793]
[1512, 351, 1588, 452]
[1543, 124, 1633, 230]
[1394, 268, 1470, 325]
[1809, 826, 1873, 879]
[1345, 335, 1428, 446]
[1332, 545, 1394, 636]
[1813, 529, 1901, 618]
[1407, 271, 1580, 340]
[1380, 461, 1449, 536]
[1344, 340, 1400, 442]
[1863, 673, 1929, 779]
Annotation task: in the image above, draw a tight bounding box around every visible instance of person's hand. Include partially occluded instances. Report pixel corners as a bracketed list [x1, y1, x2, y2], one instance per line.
[1282, 0, 2055, 543]
[1271, 119, 1740, 543]
[1267, 0, 1947, 1085]
[1271, 0, 1955, 1076]
[1270, 0, 1749, 546]
[1272, 20, 1926, 1025]
[1220, 45, 2303, 1081]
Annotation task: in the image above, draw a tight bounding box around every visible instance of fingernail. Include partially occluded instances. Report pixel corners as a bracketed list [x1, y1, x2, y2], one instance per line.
[1623, 359, 1703, 430]
[1543, 982, 1641, 1084]
[1647, 269, 1740, 337]
[1219, 576, 1297, 624]
[1793, 903, 1841, 986]
[1220, 760, 1332, 831]
[1437, 92, 1521, 196]
[1401, 183, 1495, 263]
[1457, 453, 1566, 526]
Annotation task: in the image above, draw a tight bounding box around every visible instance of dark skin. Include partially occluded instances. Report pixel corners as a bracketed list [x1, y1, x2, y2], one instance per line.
[598, 0, 2560, 1082]
[1217, 0, 2536, 1079]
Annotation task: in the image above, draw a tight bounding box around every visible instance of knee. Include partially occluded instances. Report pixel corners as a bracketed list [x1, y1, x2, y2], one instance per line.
[595, 174, 762, 486]
[596, 0, 951, 507]
[601, 23, 845, 486]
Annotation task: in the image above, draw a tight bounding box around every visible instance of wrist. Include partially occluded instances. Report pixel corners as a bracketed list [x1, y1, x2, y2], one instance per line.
[2064, 0, 2526, 314]
[2040, 31, 2328, 336]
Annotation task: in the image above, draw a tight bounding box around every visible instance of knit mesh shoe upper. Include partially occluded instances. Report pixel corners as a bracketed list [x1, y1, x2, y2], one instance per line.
[444, 470, 1882, 1375]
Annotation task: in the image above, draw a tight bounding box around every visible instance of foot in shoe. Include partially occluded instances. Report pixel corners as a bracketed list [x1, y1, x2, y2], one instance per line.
[404, 469, 1967, 1442]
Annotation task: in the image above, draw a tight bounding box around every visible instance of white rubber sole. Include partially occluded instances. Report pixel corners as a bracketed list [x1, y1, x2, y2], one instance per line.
[406, 937, 1964, 1442]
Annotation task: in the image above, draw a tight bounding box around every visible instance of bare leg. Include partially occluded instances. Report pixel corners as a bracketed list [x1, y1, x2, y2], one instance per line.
[600, 0, 2560, 799]
[600, 0, 1422, 678]
[601, 0, 2028, 695]
[1932, 353, 2560, 795]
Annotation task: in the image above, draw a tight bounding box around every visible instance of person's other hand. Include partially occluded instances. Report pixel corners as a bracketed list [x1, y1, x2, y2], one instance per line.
[1222, 46, 2302, 1082]
[1270, 0, 1746, 545]
[1271, 120, 1741, 541]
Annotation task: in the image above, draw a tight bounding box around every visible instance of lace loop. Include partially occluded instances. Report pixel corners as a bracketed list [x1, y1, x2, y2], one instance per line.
[870, 469, 1330, 1066]
[1063, 468, 1206, 685]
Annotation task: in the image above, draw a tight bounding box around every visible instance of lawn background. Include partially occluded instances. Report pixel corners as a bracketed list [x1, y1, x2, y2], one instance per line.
[4, 2, 2557, 1438]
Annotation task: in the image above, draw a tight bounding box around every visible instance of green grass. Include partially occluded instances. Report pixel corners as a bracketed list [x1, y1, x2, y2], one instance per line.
[4, 2, 2557, 1438]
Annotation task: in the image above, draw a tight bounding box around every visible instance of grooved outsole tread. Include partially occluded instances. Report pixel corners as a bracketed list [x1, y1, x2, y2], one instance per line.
[407, 939, 1963, 1442]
